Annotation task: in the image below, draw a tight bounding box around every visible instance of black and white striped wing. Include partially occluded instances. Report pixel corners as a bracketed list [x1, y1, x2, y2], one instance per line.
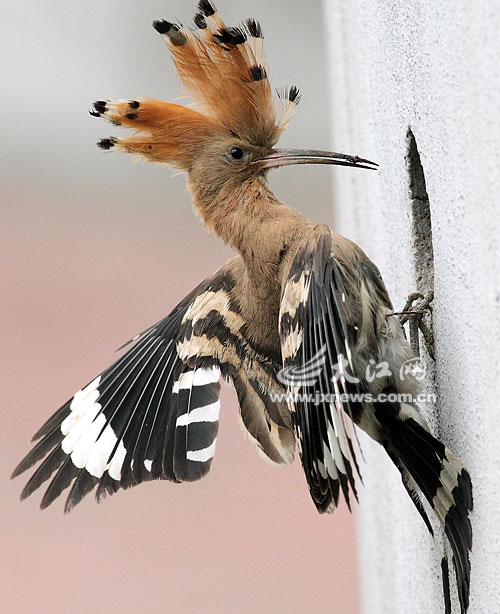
[175, 266, 295, 468]
[169, 364, 221, 482]
[12, 279, 225, 511]
[279, 231, 363, 513]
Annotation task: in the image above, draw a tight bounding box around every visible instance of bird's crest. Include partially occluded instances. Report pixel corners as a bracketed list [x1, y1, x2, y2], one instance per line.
[93, 1, 300, 167]
[153, 1, 300, 146]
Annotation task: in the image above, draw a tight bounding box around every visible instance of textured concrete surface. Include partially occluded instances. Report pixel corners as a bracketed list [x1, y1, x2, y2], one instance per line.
[323, 1, 500, 613]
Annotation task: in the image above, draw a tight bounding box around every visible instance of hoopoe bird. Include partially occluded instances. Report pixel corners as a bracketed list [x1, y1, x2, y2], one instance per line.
[13, 2, 472, 612]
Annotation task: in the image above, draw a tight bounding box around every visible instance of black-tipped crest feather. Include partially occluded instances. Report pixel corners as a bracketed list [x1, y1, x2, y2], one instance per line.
[198, 0, 216, 17]
[193, 12, 207, 29]
[245, 18, 263, 38]
[249, 65, 267, 82]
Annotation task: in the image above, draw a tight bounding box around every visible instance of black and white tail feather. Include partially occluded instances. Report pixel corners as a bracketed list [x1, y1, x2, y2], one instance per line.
[279, 229, 473, 614]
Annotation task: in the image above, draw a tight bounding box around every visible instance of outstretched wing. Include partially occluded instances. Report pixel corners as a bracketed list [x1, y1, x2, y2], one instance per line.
[279, 230, 363, 513]
[12, 273, 229, 511]
[13, 261, 294, 511]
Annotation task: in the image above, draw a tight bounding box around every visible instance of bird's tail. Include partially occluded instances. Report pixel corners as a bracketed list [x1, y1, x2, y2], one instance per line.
[381, 414, 473, 614]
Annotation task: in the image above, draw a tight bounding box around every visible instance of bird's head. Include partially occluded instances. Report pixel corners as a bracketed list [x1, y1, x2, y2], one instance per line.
[93, 0, 376, 198]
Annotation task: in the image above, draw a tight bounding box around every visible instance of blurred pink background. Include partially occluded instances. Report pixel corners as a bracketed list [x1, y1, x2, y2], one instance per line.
[1, 1, 359, 612]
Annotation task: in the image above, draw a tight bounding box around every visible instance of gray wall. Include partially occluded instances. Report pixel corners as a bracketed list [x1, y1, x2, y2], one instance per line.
[323, 1, 500, 613]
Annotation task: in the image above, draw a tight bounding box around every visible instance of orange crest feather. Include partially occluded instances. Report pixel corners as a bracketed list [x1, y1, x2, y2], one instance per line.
[95, 1, 300, 166]
[154, 1, 300, 147]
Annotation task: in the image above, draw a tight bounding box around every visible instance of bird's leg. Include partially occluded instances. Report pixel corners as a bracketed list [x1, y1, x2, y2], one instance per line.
[387, 290, 435, 359]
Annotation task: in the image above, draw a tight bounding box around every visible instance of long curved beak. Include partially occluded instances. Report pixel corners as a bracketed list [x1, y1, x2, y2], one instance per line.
[252, 148, 378, 171]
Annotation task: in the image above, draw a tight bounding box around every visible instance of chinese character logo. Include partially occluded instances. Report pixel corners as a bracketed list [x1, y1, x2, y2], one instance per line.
[399, 357, 427, 382]
[277, 345, 327, 387]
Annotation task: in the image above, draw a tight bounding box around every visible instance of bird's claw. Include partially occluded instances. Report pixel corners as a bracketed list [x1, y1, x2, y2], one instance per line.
[387, 290, 435, 359]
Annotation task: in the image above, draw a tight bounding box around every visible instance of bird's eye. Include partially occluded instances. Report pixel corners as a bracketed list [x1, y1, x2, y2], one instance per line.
[229, 146, 245, 160]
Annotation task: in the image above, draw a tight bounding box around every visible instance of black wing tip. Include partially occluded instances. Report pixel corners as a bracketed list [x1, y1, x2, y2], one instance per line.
[30, 406, 69, 441]
[64, 471, 100, 513]
[39, 496, 53, 510]
[11, 456, 31, 480]
[39, 462, 80, 510]
[95, 473, 121, 504]
[17, 445, 68, 503]
[20, 479, 39, 502]
[173, 460, 212, 483]
[11, 456, 35, 480]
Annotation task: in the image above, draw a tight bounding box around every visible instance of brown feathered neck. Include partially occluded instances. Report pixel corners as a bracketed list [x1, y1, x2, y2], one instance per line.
[188, 173, 308, 280]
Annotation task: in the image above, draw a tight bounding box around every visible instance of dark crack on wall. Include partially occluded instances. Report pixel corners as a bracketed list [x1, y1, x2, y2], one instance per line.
[405, 128, 438, 432]
[406, 128, 434, 296]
